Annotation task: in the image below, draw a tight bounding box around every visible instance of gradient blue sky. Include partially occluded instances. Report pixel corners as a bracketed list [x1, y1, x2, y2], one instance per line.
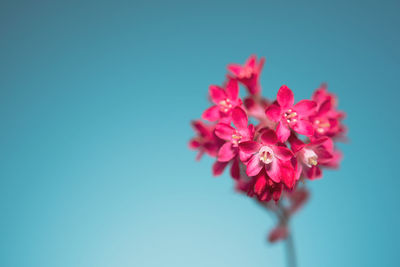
[0, 0, 399, 266]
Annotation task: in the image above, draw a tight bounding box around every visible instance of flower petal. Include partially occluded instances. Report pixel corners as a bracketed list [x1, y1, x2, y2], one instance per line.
[292, 120, 314, 137]
[226, 78, 239, 101]
[212, 161, 228, 176]
[209, 85, 226, 104]
[260, 129, 278, 145]
[217, 142, 237, 162]
[246, 155, 263, 176]
[265, 103, 281, 122]
[288, 134, 305, 153]
[246, 55, 257, 68]
[239, 150, 252, 162]
[227, 64, 242, 76]
[232, 107, 248, 130]
[277, 85, 294, 109]
[317, 99, 332, 116]
[188, 139, 200, 149]
[230, 158, 240, 180]
[239, 141, 261, 154]
[254, 174, 267, 195]
[276, 121, 291, 142]
[202, 105, 220, 121]
[306, 165, 322, 180]
[266, 160, 281, 183]
[293, 100, 317, 117]
[279, 161, 296, 188]
[215, 123, 234, 140]
[273, 146, 293, 161]
[191, 120, 210, 138]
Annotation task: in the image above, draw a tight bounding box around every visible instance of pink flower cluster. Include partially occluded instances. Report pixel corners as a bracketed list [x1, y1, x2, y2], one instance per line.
[189, 55, 346, 241]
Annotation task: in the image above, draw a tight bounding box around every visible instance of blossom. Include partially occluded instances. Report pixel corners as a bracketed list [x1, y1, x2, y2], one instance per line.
[214, 107, 254, 162]
[202, 78, 241, 122]
[289, 134, 335, 180]
[228, 55, 265, 95]
[252, 170, 284, 202]
[239, 129, 296, 188]
[310, 84, 346, 139]
[265, 85, 316, 142]
[190, 55, 347, 248]
[190, 55, 346, 207]
[189, 120, 224, 160]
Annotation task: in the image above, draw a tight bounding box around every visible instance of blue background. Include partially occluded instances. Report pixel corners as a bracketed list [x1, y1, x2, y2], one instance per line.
[0, 0, 399, 266]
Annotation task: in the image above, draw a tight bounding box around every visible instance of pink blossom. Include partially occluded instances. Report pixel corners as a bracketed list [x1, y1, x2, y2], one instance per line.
[265, 85, 317, 142]
[189, 120, 224, 160]
[191, 55, 346, 213]
[239, 129, 296, 188]
[228, 55, 265, 95]
[252, 170, 284, 202]
[202, 78, 242, 122]
[310, 84, 346, 139]
[214, 107, 254, 163]
[289, 134, 335, 180]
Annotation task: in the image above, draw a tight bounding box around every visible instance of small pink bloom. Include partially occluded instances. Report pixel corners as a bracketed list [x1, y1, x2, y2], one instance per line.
[228, 55, 265, 95]
[215, 107, 255, 162]
[310, 84, 346, 139]
[189, 120, 224, 160]
[265, 85, 317, 142]
[289, 134, 336, 180]
[252, 170, 284, 202]
[239, 129, 296, 188]
[202, 78, 242, 122]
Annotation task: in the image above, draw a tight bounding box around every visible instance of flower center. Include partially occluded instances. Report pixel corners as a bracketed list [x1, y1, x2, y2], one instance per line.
[302, 148, 318, 167]
[219, 98, 233, 113]
[314, 119, 331, 134]
[231, 131, 242, 146]
[258, 146, 274, 164]
[284, 109, 298, 124]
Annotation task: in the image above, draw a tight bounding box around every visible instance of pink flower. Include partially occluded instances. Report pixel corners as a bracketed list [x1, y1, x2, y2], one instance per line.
[289, 134, 335, 180]
[252, 170, 284, 202]
[239, 129, 296, 188]
[202, 79, 242, 122]
[189, 120, 224, 160]
[265, 85, 317, 142]
[310, 84, 346, 139]
[214, 107, 254, 162]
[228, 55, 265, 95]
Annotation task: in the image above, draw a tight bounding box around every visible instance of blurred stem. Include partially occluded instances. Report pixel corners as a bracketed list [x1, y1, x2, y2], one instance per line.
[285, 231, 297, 267]
[277, 200, 297, 267]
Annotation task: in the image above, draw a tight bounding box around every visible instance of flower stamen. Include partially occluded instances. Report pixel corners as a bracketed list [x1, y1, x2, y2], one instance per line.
[259, 146, 274, 164]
